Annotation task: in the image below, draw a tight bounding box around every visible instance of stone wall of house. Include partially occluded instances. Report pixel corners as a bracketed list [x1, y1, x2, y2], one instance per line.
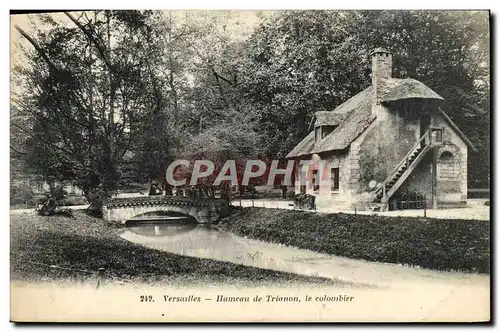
[367, 100, 434, 178]
[291, 103, 468, 210]
[357, 105, 402, 187]
[294, 152, 357, 209]
[395, 100, 424, 159]
[347, 141, 361, 193]
[394, 153, 433, 207]
[391, 111, 468, 208]
[353, 104, 400, 196]
[433, 113, 468, 207]
[308, 123, 384, 211]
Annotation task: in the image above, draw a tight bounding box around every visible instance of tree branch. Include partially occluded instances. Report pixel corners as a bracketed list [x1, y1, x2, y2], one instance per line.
[64, 12, 115, 72]
[10, 145, 28, 156]
[14, 25, 59, 72]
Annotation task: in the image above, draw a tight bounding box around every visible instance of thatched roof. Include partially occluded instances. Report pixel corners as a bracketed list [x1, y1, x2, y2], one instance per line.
[311, 88, 375, 153]
[287, 77, 466, 159]
[439, 108, 477, 152]
[287, 87, 375, 158]
[380, 78, 444, 103]
[313, 87, 372, 127]
[314, 111, 346, 127]
[285, 131, 315, 158]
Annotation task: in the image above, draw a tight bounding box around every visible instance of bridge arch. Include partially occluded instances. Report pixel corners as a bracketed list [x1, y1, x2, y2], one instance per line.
[103, 196, 230, 224]
[124, 210, 197, 227]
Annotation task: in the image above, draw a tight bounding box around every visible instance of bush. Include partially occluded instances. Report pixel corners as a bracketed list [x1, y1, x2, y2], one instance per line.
[358, 147, 387, 190]
[10, 185, 34, 206]
[293, 193, 316, 210]
[59, 196, 88, 206]
[85, 188, 108, 218]
[51, 185, 68, 201]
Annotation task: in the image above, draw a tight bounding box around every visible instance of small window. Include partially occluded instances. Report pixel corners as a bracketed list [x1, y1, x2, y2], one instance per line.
[331, 168, 340, 192]
[315, 125, 338, 141]
[431, 128, 443, 142]
[435, 130, 443, 142]
[315, 127, 321, 142]
[322, 125, 337, 139]
[312, 170, 320, 192]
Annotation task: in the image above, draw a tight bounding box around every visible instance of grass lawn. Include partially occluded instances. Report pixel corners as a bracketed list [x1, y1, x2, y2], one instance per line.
[10, 211, 336, 287]
[220, 208, 490, 274]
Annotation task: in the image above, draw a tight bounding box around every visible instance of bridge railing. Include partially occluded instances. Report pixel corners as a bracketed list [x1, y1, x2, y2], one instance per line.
[106, 195, 229, 207]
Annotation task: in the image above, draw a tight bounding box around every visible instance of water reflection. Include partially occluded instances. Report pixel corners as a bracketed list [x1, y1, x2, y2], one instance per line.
[127, 224, 198, 237]
[120, 218, 488, 288]
[125, 211, 197, 227]
[119, 223, 370, 284]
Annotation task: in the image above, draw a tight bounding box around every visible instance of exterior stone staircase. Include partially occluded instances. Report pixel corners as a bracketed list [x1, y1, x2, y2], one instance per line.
[375, 129, 436, 211]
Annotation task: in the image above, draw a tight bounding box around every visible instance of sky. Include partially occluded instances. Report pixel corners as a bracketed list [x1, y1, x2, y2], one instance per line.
[9, 10, 276, 101]
[10, 10, 271, 68]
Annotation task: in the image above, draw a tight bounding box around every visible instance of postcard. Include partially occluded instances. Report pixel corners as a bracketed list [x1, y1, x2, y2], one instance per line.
[9, 9, 490, 323]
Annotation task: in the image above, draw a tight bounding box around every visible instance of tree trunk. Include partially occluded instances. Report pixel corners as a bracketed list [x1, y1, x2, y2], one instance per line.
[83, 186, 108, 217]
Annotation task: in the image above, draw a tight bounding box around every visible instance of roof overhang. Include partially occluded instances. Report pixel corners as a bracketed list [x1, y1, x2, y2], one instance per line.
[438, 108, 477, 152]
[380, 78, 444, 103]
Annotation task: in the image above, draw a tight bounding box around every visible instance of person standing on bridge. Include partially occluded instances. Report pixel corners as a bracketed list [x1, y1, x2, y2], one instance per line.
[149, 182, 162, 196]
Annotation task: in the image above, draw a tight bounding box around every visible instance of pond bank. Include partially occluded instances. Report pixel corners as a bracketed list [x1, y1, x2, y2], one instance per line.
[219, 207, 490, 274]
[9, 211, 337, 287]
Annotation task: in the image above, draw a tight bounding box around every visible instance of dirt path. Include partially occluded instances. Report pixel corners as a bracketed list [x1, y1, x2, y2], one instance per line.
[234, 198, 490, 220]
[10, 197, 488, 220]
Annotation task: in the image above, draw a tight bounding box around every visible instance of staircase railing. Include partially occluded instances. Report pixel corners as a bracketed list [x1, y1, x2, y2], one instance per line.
[378, 129, 431, 200]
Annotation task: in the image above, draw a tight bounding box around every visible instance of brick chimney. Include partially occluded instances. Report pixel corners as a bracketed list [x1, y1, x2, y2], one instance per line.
[371, 48, 392, 107]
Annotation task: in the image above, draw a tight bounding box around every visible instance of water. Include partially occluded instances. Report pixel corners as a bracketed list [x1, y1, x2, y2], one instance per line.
[121, 224, 332, 278]
[119, 222, 488, 289]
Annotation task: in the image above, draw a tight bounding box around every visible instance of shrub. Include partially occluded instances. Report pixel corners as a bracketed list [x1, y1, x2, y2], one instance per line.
[51, 185, 68, 201]
[358, 146, 388, 191]
[10, 185, 34, 205]
[293, 193, 316, 210]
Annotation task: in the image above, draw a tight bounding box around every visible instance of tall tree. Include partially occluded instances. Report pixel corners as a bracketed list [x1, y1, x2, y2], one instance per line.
[177, 12, 263, 185]
[12, 11, 174, 213]
[239, 11, 369, 159]
[239, 10, 490, 186]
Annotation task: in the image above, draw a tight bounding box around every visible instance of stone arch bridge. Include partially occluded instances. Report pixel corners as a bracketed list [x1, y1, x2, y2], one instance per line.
[103, 196, 230, 224]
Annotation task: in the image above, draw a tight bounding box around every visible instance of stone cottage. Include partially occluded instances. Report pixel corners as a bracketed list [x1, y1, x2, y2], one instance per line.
[286, 48, 476, 211]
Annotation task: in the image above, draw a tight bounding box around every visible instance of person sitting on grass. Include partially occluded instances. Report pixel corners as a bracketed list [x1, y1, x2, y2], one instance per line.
[36, 194, 57, 216]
